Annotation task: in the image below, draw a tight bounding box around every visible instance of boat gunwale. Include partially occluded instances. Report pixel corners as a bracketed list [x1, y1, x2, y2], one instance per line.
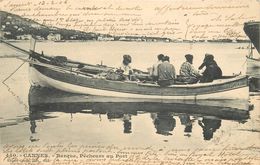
[32, 63, 248, 87]
[28, 59, 249, 88]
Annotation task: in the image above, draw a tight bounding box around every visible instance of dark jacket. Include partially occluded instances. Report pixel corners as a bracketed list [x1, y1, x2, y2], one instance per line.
[200, 60, 222, 83]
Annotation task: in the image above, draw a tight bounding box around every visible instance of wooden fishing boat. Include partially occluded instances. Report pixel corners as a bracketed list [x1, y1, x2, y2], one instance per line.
[29, 64, 248, 100]
[1, 39, 249, 100]
[244, 21, 260, 91]
[1, 39, 250, 100]
[26, 50, 249, 100]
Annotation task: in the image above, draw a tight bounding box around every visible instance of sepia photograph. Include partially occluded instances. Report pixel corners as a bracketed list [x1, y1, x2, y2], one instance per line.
[0, 0, 260, 164]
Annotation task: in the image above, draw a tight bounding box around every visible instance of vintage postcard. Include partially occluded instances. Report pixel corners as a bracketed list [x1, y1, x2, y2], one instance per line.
[0, 0, 260, 164]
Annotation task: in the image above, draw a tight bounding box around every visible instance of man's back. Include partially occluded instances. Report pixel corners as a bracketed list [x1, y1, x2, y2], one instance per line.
[158, 61, 176, 81]
[180, 62, 200, 77]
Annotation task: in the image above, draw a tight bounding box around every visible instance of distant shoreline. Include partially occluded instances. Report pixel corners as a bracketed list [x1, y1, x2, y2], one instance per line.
[1, 39, 251, 44]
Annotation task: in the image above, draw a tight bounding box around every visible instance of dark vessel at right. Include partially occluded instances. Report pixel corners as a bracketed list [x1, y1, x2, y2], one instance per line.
[244, 21, 260, 92]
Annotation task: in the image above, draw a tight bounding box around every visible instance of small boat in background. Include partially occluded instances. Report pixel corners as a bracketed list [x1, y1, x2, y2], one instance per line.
[244, 21, 260, 91]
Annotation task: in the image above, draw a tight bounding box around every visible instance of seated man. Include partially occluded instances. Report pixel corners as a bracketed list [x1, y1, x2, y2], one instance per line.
[158, 56, 176, 87]
[179, 54, 201, 84]
[150, 54, 164, 81]
[118, 54, 134, 80]
[199, 54, 222, 83]
[106, 54, 133, 81]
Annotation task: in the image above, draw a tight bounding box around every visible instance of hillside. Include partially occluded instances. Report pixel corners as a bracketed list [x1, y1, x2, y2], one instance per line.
[0, 11, 98, 40]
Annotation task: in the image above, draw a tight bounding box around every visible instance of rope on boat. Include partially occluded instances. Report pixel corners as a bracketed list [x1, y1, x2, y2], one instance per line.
[0, 39, 31, 55]
[1, 59, 29, 111]
[2, 60, 27, 84]
[2, 81, 29, 111]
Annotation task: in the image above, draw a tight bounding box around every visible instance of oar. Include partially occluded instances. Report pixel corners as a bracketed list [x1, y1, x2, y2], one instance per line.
[19, 57, 96, 78]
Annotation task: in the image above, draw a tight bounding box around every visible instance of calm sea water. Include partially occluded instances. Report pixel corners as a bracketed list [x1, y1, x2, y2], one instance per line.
[0, 41, 259, 149]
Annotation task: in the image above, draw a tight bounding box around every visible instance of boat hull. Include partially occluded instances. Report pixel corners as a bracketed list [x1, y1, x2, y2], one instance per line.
[246, 57, 260, 91]
[247, 57, 260, 78]
[29, 64, 249, 100]
[244, 22, 260, 53]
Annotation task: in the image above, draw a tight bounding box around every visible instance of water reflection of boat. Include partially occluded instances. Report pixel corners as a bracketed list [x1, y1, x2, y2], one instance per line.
[244, 21, 260, 91]
[29, 87, 250, 120]
[28, 87, 250, 140]
[198, 118, 221, 140]
[151, 112, 176, 136]
[27, 84, 254, 142]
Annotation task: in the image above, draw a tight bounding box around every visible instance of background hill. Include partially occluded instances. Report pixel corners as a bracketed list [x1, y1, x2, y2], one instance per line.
[0, 11, 98, 40]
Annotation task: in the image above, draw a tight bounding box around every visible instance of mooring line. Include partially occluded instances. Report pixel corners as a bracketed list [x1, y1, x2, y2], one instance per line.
[2, 61, 26, 84]
[2, 82, 29, 111]
[2, 59, 29, 111]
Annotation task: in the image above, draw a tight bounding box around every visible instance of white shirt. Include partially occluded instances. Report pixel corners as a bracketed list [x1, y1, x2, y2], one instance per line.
[151, 60, 162, 76]
[119, 63, 132, 76]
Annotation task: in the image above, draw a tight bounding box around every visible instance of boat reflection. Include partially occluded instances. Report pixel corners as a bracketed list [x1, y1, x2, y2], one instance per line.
[198, 118, 221, 140]
[28, 87, 252, 141]
[179, 114, 193, 137]
[152, 112, 176, 136]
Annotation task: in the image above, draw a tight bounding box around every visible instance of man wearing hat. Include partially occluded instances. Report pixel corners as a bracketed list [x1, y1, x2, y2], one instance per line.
[199, 53, 222, 83]
[179, 54, 201, 84]
[198, 53, 211, 70]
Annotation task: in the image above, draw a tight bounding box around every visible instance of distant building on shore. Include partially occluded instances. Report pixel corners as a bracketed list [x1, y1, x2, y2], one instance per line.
[119, 37, 127, 41]
[97, 36, 114, 41]
[35, 35, 45, 40]
[16, 34, 31, 40]
[47, 33, 61, 41]
[69, 35, 78, 40]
